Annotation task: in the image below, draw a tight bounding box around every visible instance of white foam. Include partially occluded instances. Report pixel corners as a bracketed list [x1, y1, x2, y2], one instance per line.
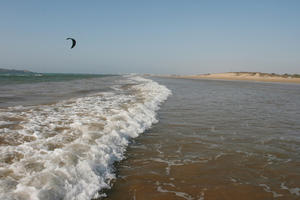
[156, 181, 193, 200]
[280, 182, 300, 196]
[0, 76, 171, 200]
[259, 184, 283, 198]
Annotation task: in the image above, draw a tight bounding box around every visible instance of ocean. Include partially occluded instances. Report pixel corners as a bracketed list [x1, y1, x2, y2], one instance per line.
[0, 74, 171, 200]
[1, 75, 300, 200]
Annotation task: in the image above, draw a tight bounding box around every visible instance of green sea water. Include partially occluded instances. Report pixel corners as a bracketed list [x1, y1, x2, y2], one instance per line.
[0, 73, 114, 85]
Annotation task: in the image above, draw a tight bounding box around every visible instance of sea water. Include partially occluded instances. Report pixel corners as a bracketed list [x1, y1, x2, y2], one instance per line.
[0, 74, 171, 200]
[105, 77, 300, 200]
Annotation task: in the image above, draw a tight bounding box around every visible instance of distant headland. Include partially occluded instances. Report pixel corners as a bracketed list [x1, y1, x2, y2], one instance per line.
[0, 68, 36, 75]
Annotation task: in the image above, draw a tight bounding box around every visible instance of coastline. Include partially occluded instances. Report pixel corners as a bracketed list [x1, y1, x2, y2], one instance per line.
[153, 72, 300, 84]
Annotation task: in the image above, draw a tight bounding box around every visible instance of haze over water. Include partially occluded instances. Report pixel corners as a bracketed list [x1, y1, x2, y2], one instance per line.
[105, 77, 300, 200]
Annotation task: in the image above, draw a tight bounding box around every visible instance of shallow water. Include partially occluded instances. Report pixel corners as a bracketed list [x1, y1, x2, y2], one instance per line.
[0, 74, 117, 108]
[105, 77, 300, 200]
[0, 75, 171, 200]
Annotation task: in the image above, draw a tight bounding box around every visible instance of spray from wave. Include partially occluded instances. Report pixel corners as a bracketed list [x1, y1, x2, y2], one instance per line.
[0, 76, 171, 200]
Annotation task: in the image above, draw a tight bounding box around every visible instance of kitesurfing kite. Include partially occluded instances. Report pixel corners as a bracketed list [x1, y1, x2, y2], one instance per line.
[66, 38, 76, 49]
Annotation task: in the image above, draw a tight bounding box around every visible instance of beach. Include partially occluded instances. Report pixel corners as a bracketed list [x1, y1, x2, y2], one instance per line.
[164, 72, 300, 84]
[1, 0, 300, 199]
[1, 75, 300, 200]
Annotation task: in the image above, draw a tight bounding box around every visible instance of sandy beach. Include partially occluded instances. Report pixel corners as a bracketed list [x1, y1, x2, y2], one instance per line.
[164, 72, 300, 84]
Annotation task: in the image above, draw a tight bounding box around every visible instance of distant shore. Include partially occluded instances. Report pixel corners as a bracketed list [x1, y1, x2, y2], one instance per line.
[0, 68, 36, 75]
[154, 72, 300, 84]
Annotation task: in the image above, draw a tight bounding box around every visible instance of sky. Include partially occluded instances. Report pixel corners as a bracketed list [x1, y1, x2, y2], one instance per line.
[0, 0, 299, 74]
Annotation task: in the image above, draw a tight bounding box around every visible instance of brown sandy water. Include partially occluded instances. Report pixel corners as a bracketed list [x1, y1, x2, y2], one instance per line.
[104, 78, 300, 200]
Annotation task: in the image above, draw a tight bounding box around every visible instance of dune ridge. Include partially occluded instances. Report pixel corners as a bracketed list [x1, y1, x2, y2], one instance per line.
[164, 72, 300, 84]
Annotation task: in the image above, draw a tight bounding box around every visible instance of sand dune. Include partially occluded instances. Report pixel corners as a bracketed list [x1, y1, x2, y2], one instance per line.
[175, 72, 300, 84]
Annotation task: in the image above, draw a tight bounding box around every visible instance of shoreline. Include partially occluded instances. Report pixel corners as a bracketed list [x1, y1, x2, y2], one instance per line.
[153, 72, 300, 84]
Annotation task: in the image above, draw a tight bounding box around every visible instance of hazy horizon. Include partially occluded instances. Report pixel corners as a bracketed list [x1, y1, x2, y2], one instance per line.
[0, 1, 299, 75]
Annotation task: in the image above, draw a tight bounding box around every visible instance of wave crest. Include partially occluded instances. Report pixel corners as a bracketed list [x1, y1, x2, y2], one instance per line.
[0, 76, 171, 200]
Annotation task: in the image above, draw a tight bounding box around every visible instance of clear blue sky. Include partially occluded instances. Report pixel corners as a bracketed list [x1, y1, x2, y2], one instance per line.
[0, 0, 299, 74]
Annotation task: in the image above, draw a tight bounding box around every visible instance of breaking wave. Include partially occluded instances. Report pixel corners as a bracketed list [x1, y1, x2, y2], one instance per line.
[0, 76, 171, 200]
